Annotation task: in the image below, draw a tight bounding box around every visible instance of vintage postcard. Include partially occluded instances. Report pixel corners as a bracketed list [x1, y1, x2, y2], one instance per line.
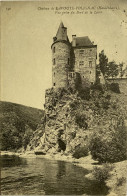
[0, 0, 127, 195]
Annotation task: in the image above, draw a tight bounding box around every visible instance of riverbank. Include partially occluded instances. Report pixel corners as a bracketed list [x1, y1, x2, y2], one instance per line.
[106, 160, 127, 196]
[1, 151, 127, 196]
[1, 151, 98, 171]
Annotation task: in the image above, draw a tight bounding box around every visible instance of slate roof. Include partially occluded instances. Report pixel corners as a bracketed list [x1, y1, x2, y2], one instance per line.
[75, 36, 93, 47]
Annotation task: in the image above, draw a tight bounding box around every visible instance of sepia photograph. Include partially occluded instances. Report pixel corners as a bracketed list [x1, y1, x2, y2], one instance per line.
[0, 0, 127, 195]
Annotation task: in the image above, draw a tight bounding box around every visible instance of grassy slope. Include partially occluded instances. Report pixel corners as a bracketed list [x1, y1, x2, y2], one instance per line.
[0, 101, 44, 150]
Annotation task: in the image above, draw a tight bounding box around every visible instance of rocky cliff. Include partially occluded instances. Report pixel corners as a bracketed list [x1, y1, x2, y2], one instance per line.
[27, 85, 126, 158]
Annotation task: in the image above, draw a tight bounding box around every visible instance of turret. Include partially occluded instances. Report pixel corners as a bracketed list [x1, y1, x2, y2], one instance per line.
[51, 22, 71, 88]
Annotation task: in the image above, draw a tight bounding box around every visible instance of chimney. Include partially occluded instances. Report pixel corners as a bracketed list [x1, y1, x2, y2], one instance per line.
[72, 35, 76, 47]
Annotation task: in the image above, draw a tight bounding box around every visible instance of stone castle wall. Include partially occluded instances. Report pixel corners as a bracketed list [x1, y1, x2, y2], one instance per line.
[74, 47, 97, 86]
[52, 42, 71, 88]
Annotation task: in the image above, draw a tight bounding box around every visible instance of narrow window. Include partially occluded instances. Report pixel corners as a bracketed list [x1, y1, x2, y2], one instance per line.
[53, 83, 55, 86]
[89, 49, 92, 55]
[54, 72, 55, 77]
[68, 58, 70, 65]
[53, 58, 55, 65]
[79, 50, 84, 54]
[89, 61, 92, 67]
[53, 47, 55, 53]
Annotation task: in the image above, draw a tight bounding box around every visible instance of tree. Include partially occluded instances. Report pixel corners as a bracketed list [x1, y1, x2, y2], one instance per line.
[22, 126, 33, 150]
[99, 50, 119, 79]
[99, 50, 108, 77]
[106, 61, 119, 79]
[96, 64, 101, 83]
[89, 123, 127, 163]
[119, 62, 124, 78]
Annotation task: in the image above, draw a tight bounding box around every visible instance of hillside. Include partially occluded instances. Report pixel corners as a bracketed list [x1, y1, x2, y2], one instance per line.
[0, 101, 44, 151]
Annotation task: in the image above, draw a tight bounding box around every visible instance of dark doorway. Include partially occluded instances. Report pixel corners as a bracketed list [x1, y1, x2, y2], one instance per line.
[58, 139, 66, 151]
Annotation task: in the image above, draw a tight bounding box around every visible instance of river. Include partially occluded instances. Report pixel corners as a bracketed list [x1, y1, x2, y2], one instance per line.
[1, 155, 108, 195]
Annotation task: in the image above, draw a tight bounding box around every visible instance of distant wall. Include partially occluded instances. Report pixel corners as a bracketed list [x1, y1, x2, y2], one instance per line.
[107, 78, 127, 94]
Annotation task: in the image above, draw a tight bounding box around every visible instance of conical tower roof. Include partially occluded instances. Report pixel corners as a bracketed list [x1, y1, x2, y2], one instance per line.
[59, 21, 64, 28]
[55, 22, 68, 41]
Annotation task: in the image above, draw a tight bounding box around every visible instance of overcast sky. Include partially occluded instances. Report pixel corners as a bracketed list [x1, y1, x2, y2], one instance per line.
[1, 0, 127, 109]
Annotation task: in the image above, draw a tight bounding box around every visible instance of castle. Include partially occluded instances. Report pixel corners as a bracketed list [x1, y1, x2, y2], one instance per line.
[51, 22, 97, 89]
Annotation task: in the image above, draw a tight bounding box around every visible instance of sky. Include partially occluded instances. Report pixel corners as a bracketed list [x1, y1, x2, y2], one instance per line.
[1, 0, 127, 109]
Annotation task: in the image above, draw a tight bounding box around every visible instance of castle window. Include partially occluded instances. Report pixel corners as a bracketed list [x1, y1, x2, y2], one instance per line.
[54, 72, 55, 77]
[53, 47, 55, 53]
[89, 49, 92, 55]
[79, 61, 84, 66]
[79, 50, 84, 54]
[53, 83, 56, 86]
[89, 61, 92, 67]
[68, 72, 75, 78]
[53, 58, 55, 65]
[68, 58, 70, 65]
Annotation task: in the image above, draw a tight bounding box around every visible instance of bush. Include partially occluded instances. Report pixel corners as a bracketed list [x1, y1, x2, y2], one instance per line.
[89, 124, 127, 163]
[92, 164, 113, 183]
[78, 87, 90, 100]
[91, 83, 104, 93]
[56, 88, 68, 99]
[110, 83, 120, 93]
[116, 177, 126, 186]
[22, 128, 33, 150]
[73, 146, 88, 159]
[70, 100, 79, 110]
[75, 112, 88, 129]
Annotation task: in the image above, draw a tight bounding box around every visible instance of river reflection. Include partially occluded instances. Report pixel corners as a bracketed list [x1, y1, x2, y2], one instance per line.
[1, 155, 108, 195]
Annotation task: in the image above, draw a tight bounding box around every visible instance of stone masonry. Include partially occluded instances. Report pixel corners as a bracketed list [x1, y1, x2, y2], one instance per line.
[51, 22, 97, 89]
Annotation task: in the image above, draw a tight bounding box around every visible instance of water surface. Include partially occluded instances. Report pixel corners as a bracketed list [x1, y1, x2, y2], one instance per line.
[1, 155, 108, 195]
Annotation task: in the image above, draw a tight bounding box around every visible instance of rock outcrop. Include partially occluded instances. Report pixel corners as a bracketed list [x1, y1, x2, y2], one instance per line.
[27, 86, 125, 157]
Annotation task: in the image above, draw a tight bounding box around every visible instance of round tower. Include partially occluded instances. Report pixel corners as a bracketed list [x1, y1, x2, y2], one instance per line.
[51, 22, 71, 88]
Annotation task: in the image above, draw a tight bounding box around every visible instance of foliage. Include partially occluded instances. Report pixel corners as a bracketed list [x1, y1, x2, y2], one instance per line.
[116, 177, 126, 186]
[73, 146, 89, 159]
[92, 164, 113, 183]
[109, 83, 120, 93]
[0, 101, 44, 151]
[75, 73, 82, 90]
[96, 64, 101, 83]
[75, 111, 88, 129]
[90, 83, 104, 93]
[99, 50, 108, 77]
[22, 127, 33, 150]
[89, 123, 127, 163]
[119, 62, 124, 78]
[56, 87, 68, 99]
[99, 50, 119, 79]
[70, 100, 79, 110]
[0, 124, 22, 151]
[106, 61, 119, 79]
[78, 87, 90, 100]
